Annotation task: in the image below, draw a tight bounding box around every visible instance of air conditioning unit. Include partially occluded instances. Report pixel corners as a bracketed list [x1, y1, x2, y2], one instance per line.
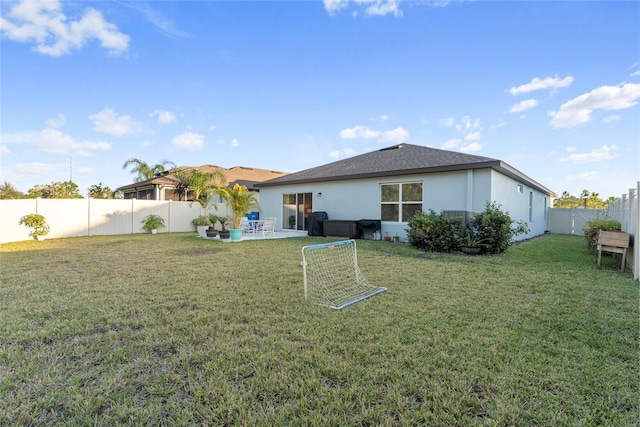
[442, 210, 475, 225]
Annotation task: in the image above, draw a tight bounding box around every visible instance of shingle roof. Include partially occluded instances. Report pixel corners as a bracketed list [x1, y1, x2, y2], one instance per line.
[257, 143, 556, 196]
[117, 165, 288, 192]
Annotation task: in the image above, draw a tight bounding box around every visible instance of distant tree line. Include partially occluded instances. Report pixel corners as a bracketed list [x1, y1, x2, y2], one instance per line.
[0, 157, 225, 203]
[553, 190, 617, 209]
[0, 180, 122, 199]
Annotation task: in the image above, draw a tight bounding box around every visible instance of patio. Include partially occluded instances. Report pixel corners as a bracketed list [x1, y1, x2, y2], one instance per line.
[218, 229, 309, 242]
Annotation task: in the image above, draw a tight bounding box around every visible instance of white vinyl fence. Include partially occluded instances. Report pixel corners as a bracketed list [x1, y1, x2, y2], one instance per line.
[547, 208, 605, 235]
[0, 199, 232, 244]
[604, 182, 639, 280]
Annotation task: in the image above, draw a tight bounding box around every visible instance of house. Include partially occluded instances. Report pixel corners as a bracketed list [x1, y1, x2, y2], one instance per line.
[255, 143, 556, 241]
[117, 165, 288, 201]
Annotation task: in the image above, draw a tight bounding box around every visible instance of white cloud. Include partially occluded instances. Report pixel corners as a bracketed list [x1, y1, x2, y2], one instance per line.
[35, 127, 111, 156]
[45, 113, 65, 128]
[231, 138, 239, 148]
[339, 125, 408, 143]
[360, 0, 403, 17]
[124, 2, 190, 38]
[0, 0, 129, 57]
[90, 108, 141, 136]
[329, 148, 356, 159]
[455, 116, 481, 132]
[380, 114, 389, 121]
[509, 99, 538, 113]
[379, 126, 408, 143]
[442, 138, 461, 149]
[549, 83, 640, 128]
[150, 110, 176, 124]
[460, 142, 483, 153]
[440, 116, 484, 152]
[323, 0, 402, 17]
[630, 70, 640, 77]
[559, 145, 617, 163]
[509, 75, 574, 95]
[13, 162, 59, 177]
[602, 115, 620, 124]
[0, 145, 11, 154]
[323, 0, 349, 15]
[172, 132, 204, 150]
[340, 125, 380, 139]
[439, 117, 455, 127]
[567, 171, 599, 182]
[464, 131, 481, 141]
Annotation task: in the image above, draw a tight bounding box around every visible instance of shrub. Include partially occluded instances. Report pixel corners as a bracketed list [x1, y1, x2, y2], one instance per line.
[141, 214, 166, 232]
[470, 202, 529, 254]
[406, 210, 465, 253]
[583, 219, 621, 252]
[18, 213, 50, 238]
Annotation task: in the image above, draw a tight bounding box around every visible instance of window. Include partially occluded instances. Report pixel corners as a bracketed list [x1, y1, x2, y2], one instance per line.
[381, 182, 422, 222]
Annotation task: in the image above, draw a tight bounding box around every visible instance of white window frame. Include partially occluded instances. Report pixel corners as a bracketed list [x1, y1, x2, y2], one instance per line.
[380, 181, 423, 223]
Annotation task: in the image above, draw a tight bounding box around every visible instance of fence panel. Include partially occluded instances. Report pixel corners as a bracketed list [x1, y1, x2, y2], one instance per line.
[547, 208, 604, 235]
[89, 198, 134, 236]
[1, 199, 38, 242]
[0, 199, 206, 243]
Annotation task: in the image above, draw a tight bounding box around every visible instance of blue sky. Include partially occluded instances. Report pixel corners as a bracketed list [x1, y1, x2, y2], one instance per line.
[1, 0, 639, 200]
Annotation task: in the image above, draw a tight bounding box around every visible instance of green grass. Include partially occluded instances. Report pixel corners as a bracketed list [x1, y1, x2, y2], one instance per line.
[1, 233, 637, 426]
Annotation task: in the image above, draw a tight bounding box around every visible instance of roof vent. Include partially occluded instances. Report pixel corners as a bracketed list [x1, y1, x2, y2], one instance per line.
[379, 144, 404, 152]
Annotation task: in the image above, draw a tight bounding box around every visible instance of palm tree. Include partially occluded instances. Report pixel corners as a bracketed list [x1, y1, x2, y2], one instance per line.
[219, 183, 261, 229]
[173, 168, 226, 209]
[122, 158, 176, 182]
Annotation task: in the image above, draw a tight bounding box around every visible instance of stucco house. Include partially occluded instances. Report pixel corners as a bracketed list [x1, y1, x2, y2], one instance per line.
[117, 165, 288, 201]
[256, 143, 556, 241]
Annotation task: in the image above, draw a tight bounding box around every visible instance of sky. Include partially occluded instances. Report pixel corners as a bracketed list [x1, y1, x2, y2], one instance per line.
[1, 0, 639, 200]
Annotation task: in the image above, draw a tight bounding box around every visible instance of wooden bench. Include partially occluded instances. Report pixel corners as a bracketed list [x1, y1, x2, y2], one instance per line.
[597, 230, 630, 272]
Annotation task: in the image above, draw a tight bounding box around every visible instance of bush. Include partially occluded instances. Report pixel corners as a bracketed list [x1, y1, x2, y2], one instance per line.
[141, 214, 166, 232]
[470, 202, 529, 254]
[406, 210, 465, 253]
[583, 219, 621, 252]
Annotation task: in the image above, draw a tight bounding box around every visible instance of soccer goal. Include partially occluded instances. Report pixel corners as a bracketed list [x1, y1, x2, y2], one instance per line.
[301, 239, 386, 309]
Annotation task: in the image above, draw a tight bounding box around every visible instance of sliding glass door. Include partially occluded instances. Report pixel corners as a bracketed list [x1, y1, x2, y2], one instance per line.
[282, 193, 312, 230]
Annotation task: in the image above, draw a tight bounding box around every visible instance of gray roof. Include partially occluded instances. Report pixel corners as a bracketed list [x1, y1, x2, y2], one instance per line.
[257, 143, 556, 196]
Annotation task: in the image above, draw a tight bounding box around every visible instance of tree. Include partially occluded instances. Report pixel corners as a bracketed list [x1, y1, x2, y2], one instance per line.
[219, 183, 261, 229]
[122, 158, 176, 182]
[26, 181, 83, 199]
[173, 168, 226, 208]
[88, 183, 123, 199]
[0, 181, 25, 199]
[553, 190, 613, 209]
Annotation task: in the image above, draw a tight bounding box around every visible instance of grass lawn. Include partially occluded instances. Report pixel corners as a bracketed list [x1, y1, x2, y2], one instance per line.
[1, 233, 637, 426]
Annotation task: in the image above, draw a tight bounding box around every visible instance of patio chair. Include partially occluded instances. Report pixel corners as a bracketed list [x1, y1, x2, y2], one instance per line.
[261, 217, 277, 237]
[240, 217, 251, 234]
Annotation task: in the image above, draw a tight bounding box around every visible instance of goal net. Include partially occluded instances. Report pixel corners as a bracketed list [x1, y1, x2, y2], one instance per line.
[301, 239, 386, 309]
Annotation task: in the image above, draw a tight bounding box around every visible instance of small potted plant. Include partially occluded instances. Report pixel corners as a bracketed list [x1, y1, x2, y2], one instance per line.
[19, 213, 50, 240]
[217, 216, 231, 239]
[384, 232, 391, 242]
[206, 213, 220, 238]
[459, 231, 485, 255]
[141, 214, 166, 234]
[193, 215, 212, 238]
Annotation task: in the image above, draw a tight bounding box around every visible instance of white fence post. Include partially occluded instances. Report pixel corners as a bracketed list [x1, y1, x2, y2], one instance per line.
[604, 182, 639, 280]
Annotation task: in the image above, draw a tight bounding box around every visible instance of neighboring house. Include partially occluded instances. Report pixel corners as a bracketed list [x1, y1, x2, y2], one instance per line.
[117, 165, 288, 201]
[256, 143, 557, 241]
